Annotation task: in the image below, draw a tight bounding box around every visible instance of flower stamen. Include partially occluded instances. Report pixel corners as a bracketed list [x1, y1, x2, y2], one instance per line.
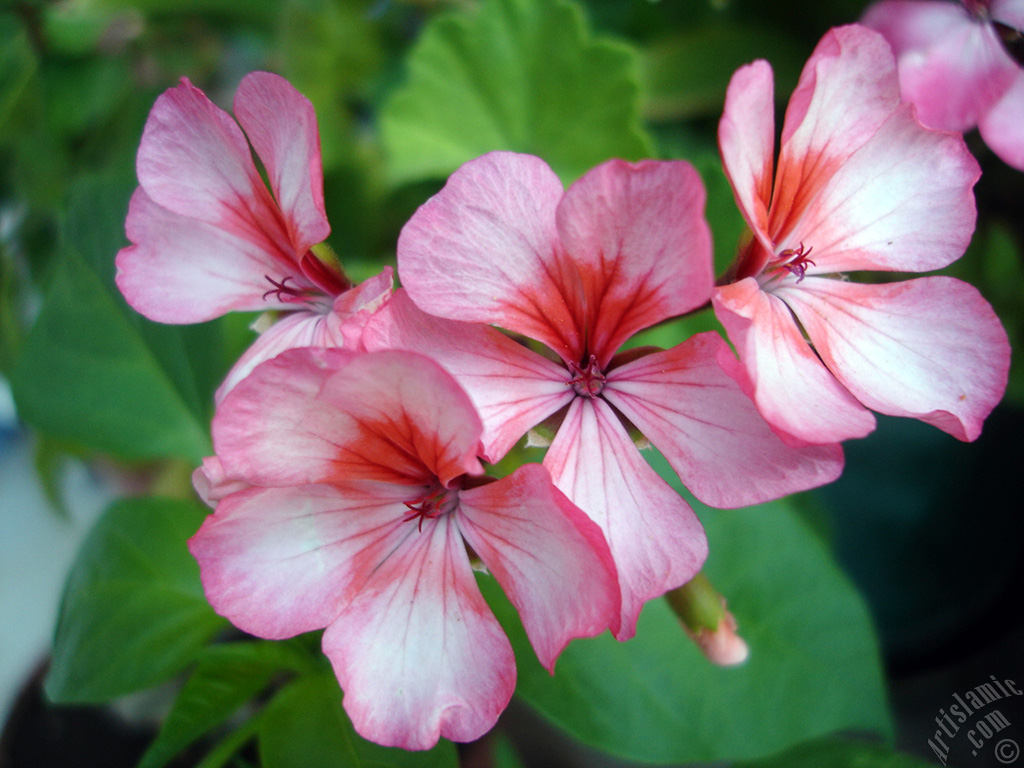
[262, 275, 322, 305]
[567, 354, 606, 398]
[771, 242, 816, 282]
[402, 486, 459, 531]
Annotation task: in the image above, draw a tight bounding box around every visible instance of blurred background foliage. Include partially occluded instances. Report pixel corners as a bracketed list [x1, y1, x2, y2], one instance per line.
[1, 0, 1022, 766]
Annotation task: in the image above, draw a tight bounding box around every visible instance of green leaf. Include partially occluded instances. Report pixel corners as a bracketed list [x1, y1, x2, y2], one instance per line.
[489, 468, 892, 764]
[278, 0, 382, 171]
[258, 674, 460, 768]
[492, 732, 528, 768]
[46, 496, 226, 703]
[735, 735, 942, 768]
[0, 12, 37, 135]
[139, 641, 310, 768]
[380, 0, 654, 185]
[641, 23, 807, 121]
[10, 175, 213, 462]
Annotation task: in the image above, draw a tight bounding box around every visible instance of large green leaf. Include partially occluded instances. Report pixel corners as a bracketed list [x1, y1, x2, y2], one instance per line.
[46, 497, 226, 703]
[10, 175, 213, 461]
[735, 735, 942, 768]
[380, 0, 654, 185]
[139, 641, 311, 768]
[487, 467, 892, 763]
[258, 674, 460, 768]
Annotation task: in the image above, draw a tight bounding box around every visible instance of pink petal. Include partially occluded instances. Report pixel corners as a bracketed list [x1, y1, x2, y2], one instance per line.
[862, 1, 976, 55]
[363, 289, 572, 463]
[189, 481, 413, 639]
[713, 279, 876, 445]
[718, 60, 777, 270]
[603, 333, 843, 509]
[771, 25, 903, 245]
[785, 104, 979, 275]
[979, 71, 1024, 171]
[331, 266, 395, 348]
[992, 0, 1024, 30]
[192, 455, 250, 507]
[555, 159, 714, 363]
[456, 463, 621, 668]
[777, 276, 1010, 441]
[322, 515, 514, 749]
[135, 78, 292, 262]
[214, 309, 343, 403]
[398, 151, 585, 362]
[544, 398, 707, 640]
[116, 187, 296, 323]
[214, 348, 484, 488]
[233, 72, 330, 253]
[892, 14, 1017, 131]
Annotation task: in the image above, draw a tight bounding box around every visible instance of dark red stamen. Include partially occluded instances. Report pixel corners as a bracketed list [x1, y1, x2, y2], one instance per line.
[262, 274, 320, 304]
[567, 354, 606, 398]
[402, 487, 458, 531]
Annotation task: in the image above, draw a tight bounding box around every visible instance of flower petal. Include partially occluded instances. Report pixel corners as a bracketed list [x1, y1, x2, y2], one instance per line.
[192, 455, 250, 507]
[213, 309, 343, 403]
[233, 72, 330, 253]
[322, 515, 514, 750]
[214, 348, 484, 487]
[544, 397, 707, 639]
[457, 463, 621, 668]
[771, 25, 903, 244]
[713, 278, 876, 445]
[891, 13, 1017, 131]
[979, 71, 1024, 171]
[862, 0, 973, 54]
[398, 151, 584, 362]
[604, 333, 843, 509]
[718, 59, 777, 269]
[331, 266, 395, 348]
[788, 104, 978, 274]
[135, 77, 292, 262]
[777, 276, 1010, 441]
[555, 159, 714, 363]
[189, 481, 413, 639]
[363, 289, 572, 463]
[115, 187, 291, 323]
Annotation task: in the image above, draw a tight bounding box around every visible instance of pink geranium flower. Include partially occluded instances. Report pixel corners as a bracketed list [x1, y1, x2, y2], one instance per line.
[375, 151, 844, 638]
[714, 24, 1010, 447]
[189, 348, 619, 750]
[863, 0, 1024, 169]
[115, 72, 392, 398]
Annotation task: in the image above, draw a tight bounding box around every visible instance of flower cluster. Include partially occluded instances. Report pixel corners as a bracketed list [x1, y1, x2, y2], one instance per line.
[116, 24, 1009, 751]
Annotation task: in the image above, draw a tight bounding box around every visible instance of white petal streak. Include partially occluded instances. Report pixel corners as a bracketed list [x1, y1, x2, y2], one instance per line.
[189, 481, 412, 639]
[713, 279, 875, 445]
[457, 464, 620, 667]
[604, 334, 843, 508]
[778, 276, 1010, 441]
[544, 398, 706, 640]
[322, 515, 514, 750]
[792, 105, 978, 275]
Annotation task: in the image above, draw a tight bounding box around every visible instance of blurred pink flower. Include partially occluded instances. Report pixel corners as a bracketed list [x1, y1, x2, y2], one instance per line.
[863, 0, 1024, 169]
[376, 151, 844, 639]
[115, 72, 391, 398]
[714, 24, 1009, 446]
[190, 348, 619, 749]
